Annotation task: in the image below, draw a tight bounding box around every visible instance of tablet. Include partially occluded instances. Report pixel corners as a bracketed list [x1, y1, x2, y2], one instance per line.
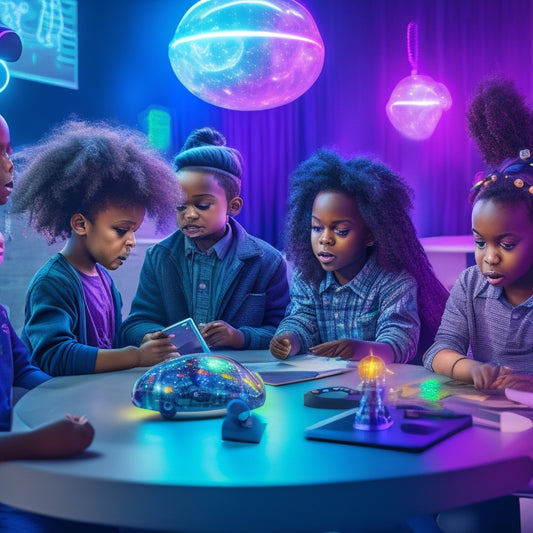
[305, 407, 472, 452]
[162, 318, 211, 355]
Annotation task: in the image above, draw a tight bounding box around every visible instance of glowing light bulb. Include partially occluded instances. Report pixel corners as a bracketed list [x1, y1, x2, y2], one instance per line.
[386, 74, 452, 140]
[168, 0, 325, 111]
[386, 21, 452, 140]
[353, 354, 393, 431]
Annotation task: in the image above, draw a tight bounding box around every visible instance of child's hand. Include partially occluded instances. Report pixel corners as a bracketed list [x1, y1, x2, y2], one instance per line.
[136, 333, 178, 366]
[30, 415, 95, 459]
[489, 372, 533, 392]
[270, 333, 299, 360]
[309, 339, 357, 359]
[472, 363, 511, 390]
[141, 330, 169, 344]
[201, 321, 245, 349]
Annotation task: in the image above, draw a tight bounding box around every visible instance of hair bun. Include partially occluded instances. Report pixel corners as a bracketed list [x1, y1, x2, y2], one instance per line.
[466, 75, 533, 169]
[180, 127, 226, 152]
[174, 127, 243, 181]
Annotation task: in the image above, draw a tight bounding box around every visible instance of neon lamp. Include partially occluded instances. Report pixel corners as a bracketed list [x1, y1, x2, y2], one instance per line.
[353, 354, 393, 430]
[0, 61, 9, 93]
[168, 0, 325, 111]
[386, 22, 452, 140]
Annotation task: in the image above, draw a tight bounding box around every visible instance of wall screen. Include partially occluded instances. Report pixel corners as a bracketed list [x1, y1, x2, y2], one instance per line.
[1, 0, 78, 89]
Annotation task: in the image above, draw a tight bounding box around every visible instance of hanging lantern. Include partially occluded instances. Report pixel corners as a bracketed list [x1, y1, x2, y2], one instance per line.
[386, 22, 452, 140]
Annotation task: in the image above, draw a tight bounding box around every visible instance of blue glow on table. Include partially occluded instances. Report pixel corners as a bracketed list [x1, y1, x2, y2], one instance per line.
[168, 0, 325, 110]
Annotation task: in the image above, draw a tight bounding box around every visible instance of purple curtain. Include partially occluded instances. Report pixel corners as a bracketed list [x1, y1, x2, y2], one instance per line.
[211, 0, 533, 250]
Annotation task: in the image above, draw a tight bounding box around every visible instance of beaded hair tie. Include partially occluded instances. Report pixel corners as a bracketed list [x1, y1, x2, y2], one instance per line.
[470, 149, 533, 196]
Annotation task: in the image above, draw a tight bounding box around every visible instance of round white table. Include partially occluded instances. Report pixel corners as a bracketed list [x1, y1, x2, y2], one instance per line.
[1, 351, 532, 533]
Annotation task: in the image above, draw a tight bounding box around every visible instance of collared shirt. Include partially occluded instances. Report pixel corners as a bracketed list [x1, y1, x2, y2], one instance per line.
[185, 224, 235, 326]
[423, 265, 533, 374]
[275, 254, 419, 363]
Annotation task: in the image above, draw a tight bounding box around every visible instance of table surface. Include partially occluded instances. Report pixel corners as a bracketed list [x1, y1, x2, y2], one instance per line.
[2, 350, 533, 533]
[419, 234, 476, 253]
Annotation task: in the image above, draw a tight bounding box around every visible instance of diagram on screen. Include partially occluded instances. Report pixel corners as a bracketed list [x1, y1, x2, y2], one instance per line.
[0, 0, 77, 89]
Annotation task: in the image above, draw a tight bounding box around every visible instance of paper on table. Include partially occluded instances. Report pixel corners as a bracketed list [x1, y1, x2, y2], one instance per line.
[245, 354, 353, 386]
[398, 376, 503, 403]
[246, 354, 350, 372]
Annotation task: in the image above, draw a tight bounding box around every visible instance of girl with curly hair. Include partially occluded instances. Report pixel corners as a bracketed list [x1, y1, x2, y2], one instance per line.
[425, 76, 533, 392]
[12, 119, 179, 376]
[270, 149, 448, 364]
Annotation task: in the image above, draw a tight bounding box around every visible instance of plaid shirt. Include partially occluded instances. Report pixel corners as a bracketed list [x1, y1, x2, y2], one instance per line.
[276, 254, 419, 363]
[185, 224, 234, 327]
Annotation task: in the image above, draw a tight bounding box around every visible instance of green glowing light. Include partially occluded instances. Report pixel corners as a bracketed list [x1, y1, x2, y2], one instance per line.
[420, 378, 442, 402]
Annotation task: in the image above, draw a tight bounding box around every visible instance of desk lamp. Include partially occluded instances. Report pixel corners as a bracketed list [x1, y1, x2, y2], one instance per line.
[0, 23, 22, 94]
[353, 354, 393, 430]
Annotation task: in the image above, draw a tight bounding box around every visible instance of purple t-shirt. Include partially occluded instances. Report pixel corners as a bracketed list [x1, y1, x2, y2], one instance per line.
[77, 268, 115, 349]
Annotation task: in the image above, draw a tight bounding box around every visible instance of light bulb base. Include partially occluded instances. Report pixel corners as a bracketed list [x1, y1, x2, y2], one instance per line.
[353, 386, 394, 431]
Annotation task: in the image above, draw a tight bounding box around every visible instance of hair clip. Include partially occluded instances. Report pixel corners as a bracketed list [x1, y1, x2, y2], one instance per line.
[470, 173, 497, 192]
[520, 149, 531, 160]
[471, 149, 533, 197]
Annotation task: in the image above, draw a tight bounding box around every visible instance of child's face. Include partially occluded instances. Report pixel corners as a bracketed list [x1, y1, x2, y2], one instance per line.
[311, 191, 373, 285]
[0, 116, 13, 205]
[177, 170, 237, 252]
[82, 204, 145, 270]
[472, 198, 533, 303]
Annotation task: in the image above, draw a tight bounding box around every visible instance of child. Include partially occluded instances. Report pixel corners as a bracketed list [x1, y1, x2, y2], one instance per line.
[0, 115, 105, 533]
[11, 119, 179, 376]
[270, 150, 448, 363]
[0, 114, 13, 206]
[0, 113, 94, 453]
[120, 127, 290, 350]
[424, 77, 533, 392]
[0, 233, 49, 430]
[423, 152, 533, 391]
[0, 229, 92, 450]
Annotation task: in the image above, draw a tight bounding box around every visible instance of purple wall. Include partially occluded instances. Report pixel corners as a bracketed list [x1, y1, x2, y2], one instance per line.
[2, 0, 533, 248]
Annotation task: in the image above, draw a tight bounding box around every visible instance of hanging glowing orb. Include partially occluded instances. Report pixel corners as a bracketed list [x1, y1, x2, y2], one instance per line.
[168, 0, 325, 111]
[386, 74, 452, 140]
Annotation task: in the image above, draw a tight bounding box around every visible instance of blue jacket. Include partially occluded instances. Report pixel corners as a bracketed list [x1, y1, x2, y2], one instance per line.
[0, 304, 49, 430]
[21, 254, 123, 376]
[120, 219, 290, 349]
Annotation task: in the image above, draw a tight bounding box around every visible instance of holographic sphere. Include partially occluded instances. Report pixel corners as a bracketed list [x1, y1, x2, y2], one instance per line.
[386, 74, 452, 140]
[168, 0, 325, 111]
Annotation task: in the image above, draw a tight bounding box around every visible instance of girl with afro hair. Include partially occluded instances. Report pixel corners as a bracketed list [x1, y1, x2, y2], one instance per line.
[270, 149, 448, 364]
[12, 119, 179, 376]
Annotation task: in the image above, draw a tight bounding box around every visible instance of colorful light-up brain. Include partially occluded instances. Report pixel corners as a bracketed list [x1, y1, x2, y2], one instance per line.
[131, 354, 266, 419]
[168, 0, 325, 111]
